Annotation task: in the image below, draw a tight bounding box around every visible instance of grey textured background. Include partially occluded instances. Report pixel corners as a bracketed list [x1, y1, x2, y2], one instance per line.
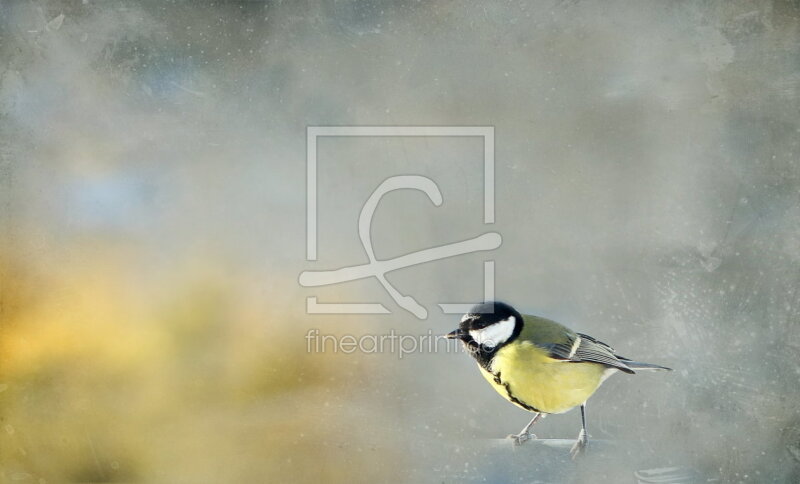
[1, 1, 799, 482]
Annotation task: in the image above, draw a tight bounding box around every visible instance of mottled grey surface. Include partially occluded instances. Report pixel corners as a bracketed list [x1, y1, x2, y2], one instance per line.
[1, 1, 799, 483]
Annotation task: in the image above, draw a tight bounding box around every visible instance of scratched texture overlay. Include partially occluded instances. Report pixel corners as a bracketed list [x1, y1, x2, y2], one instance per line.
[1, 1, 799, 483]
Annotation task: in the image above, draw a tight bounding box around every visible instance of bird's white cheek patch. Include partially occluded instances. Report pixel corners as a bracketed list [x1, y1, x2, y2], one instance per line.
[469, 316, 516, 348]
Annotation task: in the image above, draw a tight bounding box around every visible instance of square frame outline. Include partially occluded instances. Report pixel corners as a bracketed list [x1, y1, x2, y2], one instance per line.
[305, 125, 495, 315]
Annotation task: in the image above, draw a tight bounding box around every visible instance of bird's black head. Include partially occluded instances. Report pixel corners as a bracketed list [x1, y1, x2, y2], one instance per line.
[445, 301, 523, 364]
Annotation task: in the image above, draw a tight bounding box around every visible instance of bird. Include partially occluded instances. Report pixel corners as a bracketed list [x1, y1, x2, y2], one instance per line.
[444, 301, 671, 458]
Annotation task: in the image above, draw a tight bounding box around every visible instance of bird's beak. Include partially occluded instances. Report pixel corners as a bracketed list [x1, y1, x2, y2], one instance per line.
[444, 328, 467, 340]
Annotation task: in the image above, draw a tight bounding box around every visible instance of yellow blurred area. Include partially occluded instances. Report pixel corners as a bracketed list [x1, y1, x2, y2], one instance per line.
[0, 247, 403, 483]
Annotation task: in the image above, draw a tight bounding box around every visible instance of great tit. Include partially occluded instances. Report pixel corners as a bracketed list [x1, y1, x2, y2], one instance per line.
[445, 301, 671, 458]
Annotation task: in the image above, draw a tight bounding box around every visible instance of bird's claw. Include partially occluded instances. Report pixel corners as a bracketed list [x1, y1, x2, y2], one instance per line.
[507, 432, 536, 446]
[569, 429, 588, 459]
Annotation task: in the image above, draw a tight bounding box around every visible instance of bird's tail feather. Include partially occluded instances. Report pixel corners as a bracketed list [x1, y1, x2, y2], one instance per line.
[624, 360, 672, 371]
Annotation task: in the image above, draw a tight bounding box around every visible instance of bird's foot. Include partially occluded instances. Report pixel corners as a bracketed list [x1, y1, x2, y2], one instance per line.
[507, 432, 537, 446]
[569, 429, 588, 459]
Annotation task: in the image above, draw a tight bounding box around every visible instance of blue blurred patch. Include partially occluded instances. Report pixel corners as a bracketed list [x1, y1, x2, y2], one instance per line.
[63, 172, 156, 231]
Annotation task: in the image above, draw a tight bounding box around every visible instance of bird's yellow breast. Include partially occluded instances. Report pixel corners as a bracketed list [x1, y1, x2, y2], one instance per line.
[480, 340, 608, 414]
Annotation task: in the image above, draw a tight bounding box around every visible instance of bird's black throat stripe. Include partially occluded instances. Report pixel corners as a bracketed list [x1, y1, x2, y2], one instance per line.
[492, 371, 541, 413]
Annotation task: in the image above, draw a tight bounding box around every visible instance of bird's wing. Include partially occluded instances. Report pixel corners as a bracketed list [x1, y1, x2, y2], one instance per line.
[540, 332, 635, 374]
[522, 315, 635, 374]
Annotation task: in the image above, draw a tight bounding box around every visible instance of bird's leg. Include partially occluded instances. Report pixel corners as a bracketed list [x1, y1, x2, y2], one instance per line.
[508, 412, 542, 446]
[569, 404, 588, 459]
